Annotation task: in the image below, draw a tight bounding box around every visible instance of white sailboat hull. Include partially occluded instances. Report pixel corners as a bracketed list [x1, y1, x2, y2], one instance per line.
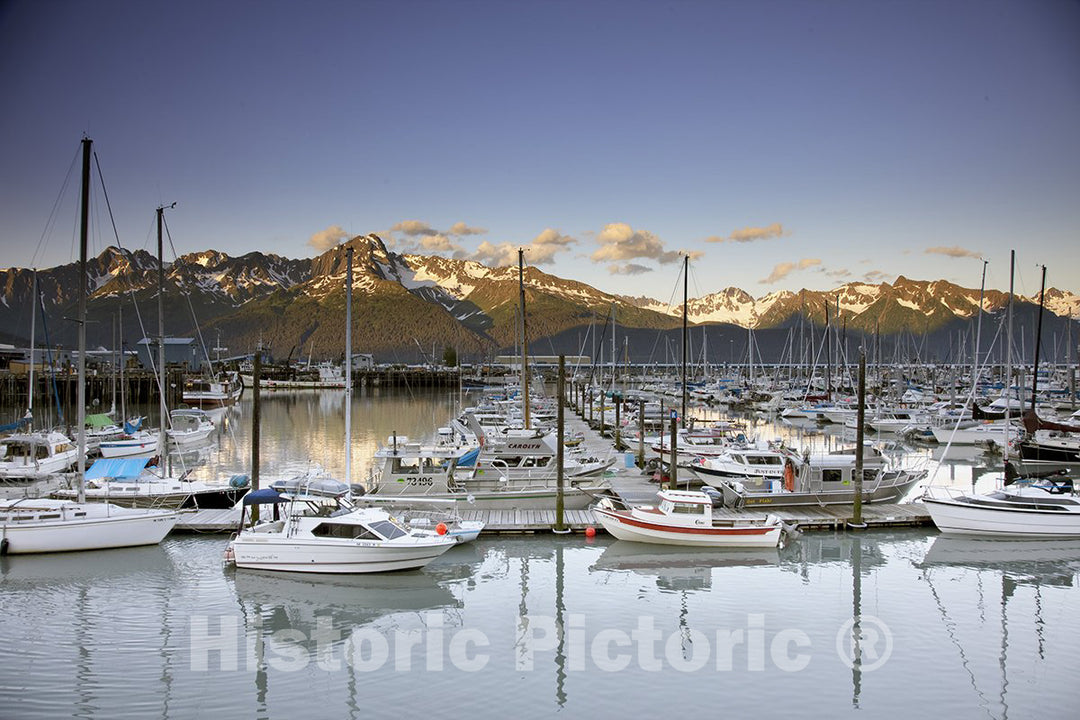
[0, 502, 177, 554]
[923, 497, 1080, 537]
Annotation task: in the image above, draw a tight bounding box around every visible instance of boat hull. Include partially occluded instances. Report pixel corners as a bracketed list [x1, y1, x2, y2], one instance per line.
[0, 507, 177, 554]
[705, 474, 925, 508]
[592, 507, 781, 548]
[923, 497, 1080, 538]
[231, 537, 453, 573]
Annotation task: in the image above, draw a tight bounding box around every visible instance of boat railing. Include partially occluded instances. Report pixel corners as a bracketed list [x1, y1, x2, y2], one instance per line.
[921, 485, 968, 502]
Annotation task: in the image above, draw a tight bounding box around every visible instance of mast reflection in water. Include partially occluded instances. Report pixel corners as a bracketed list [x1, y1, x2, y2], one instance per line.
[0, 531, 1078, 718]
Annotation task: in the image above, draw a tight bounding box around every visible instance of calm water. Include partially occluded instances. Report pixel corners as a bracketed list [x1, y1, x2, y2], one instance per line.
[2, 389, 1078, 718]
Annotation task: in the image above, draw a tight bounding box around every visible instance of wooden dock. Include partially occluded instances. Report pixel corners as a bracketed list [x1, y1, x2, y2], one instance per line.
[174, 399, 933, 534]
[173, 502, 930, 534]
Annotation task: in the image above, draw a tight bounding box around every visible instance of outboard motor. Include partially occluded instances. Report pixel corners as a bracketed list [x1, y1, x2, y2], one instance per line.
[701, 485, 724, 507]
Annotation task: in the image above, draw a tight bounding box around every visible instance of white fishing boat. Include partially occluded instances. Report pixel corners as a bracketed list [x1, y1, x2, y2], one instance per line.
[698, 446, 927, 508]
[592, 490, 785, 548]
[0, 431, 78, 483]
[364, 434, 609, 510]
[922, 480, 1080, 537]
[181, 371, 243, 408]
[228, 477, 457, 573]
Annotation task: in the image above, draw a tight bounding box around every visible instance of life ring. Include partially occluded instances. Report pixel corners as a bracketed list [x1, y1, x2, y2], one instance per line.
[783, 459, 795, 492]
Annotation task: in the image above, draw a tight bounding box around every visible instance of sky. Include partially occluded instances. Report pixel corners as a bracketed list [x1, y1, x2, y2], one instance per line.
[1, 0, 1078, 302]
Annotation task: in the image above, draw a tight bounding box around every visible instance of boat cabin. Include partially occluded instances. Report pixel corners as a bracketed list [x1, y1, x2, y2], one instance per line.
[650, 490, 714, 527]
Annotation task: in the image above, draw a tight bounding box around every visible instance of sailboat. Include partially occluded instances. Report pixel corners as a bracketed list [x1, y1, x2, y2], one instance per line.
[0, 138, 177, 555]
[0, 271, 79, 484]
[923, 256, 1080, 537]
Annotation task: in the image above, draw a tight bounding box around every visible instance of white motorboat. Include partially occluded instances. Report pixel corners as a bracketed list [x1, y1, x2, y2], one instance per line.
[0, 431, 78, 483]
[592, 490, 785, 548]
[922, 480, 1080, 537]
[166, 408, 215, 446]
[99, 429, 162, 458]
[228, 477, 457, 573]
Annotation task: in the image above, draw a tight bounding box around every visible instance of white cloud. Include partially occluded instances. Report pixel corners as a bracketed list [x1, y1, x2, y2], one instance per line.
[308, 225, 349, 253]
[390, 220, 439, 236]
[760, 257, 821, 284]
[608, 263, 653, 275]
[466, 228, 576, 266]
[448, 222, 487, 236]
[590, 223, 684, 265]
[705, 222, 788, 243]
[925, 246, 981, 259]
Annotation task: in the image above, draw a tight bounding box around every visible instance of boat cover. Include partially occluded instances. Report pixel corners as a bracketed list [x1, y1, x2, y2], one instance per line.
[85, 458, 150, 481]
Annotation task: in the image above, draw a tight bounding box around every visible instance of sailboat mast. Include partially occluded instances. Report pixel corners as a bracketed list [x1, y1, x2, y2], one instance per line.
[345, 245, 353, 486]
[156, 205, 167, 461]
[1030, 264, 1047, 410]
[519, 249, 531, 429]
[1004, 250, 1014, 459]
[28, 269, 37, 425]
[681, 254, 688, 428]
[76, 137, 91, 503]
[973, 259, 987, 382]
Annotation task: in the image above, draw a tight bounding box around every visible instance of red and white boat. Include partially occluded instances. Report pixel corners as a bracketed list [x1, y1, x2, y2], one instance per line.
[592, 490, 786, 548]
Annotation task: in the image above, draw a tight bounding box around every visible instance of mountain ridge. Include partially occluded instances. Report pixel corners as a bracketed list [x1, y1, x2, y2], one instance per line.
[1, 234, 1077, 362]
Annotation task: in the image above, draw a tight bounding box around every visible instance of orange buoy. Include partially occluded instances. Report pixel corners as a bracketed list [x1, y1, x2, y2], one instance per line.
[436, 523, 448, 535]
[585, 527, 596, 538]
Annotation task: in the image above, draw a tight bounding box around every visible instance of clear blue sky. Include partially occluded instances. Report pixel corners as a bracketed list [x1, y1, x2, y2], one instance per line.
[1, 0, 1077, 301]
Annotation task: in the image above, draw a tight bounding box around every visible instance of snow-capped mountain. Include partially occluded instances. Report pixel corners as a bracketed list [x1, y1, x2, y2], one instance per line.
[1, 235, 1076, 360]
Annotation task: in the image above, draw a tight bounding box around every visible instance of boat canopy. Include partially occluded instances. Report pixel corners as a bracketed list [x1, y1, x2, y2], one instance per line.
[85, 458, 150, 481]
[270, 476, 349, 498]
[85, 413, 115, 429]
[243, 488, 287, 506]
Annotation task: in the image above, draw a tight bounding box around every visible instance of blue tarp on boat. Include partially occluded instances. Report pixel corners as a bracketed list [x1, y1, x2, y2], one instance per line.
[456, 446, 481, 467]
[0, 417, 30, 433]
[85, 458, 150, 481]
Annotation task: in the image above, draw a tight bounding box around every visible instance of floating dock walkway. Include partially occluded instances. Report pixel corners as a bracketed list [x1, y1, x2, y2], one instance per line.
[175, 400, 932, 534]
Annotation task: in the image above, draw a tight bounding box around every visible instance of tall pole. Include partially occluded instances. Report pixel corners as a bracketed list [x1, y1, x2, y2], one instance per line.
[156, 205, 168, 461]
[345, 245, 353, 487]
[1030, 264, 1047, 410]
[851, 346, 866, 528]
[76, 137, 91, 503]
[519, 249, 531, 429]
[251, 349, 261, 524]
[974, 259, 987, 382]
[1004, 250, 1014, 459]
[555, 355, 566, 532]
[28, 269, 37, 425]
[681, 254, 688, 428]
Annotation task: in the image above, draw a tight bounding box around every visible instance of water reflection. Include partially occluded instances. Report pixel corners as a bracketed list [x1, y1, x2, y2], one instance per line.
[591, 541, 779, 592]
[2, 533, 1079, 718]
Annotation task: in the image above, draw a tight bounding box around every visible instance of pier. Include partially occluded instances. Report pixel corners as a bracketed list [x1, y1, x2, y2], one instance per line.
[174, 395, 933, 534]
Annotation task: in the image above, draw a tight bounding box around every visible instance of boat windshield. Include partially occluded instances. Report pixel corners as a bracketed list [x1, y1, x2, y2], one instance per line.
[369, 519, 408, 540]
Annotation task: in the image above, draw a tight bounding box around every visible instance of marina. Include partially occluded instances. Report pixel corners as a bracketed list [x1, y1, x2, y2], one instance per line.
[2, 2, 1079, 717]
